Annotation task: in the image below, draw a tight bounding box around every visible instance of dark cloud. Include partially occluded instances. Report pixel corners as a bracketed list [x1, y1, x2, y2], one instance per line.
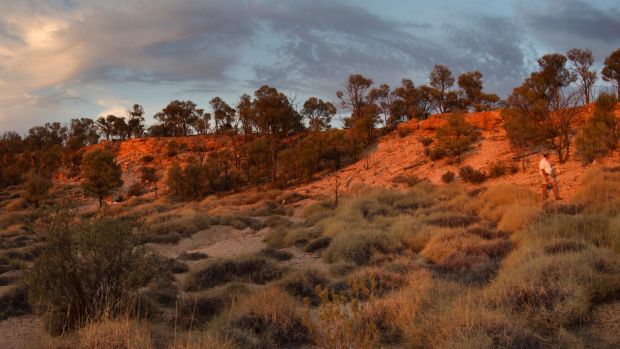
[516, 0, 620, 62]
[448, 16, 534, 96]
[2, 0, 620, 132]
[521, 0, 620, 43]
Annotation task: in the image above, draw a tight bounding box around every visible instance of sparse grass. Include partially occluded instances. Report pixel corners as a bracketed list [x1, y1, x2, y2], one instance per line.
[185, 256, 282, 291]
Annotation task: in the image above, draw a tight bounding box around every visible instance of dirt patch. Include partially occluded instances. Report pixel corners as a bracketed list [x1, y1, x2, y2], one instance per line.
[0, 315, 44, 349]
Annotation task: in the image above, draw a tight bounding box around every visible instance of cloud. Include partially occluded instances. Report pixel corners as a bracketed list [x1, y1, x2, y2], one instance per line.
[516, 0, 620, 56]
[1, 0, 619, 132]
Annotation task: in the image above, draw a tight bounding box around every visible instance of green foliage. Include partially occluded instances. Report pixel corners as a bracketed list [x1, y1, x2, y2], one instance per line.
[27, 212, 153, 334]
[80, 149, 123, 207]
[302, 97, 336, 132]
[434, 111, 479, 162]
[576, 93, 619, 163]
[154, 100, 205, 136]
[602, 48, 620, 97]
[277, 130, 359, 186]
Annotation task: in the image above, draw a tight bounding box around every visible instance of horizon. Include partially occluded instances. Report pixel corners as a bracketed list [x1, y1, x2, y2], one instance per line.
[1, 0, 620, 133]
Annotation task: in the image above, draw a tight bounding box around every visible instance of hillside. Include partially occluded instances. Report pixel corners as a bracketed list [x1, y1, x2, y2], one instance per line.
[75, 106, 620, 203]
[297, 108, 620, 200]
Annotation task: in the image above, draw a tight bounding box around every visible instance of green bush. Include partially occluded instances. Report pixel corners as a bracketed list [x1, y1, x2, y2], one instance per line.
[27, 212, 154, 334]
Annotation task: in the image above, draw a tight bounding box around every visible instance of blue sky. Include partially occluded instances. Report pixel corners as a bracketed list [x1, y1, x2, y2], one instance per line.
[1, 0, 619, 132]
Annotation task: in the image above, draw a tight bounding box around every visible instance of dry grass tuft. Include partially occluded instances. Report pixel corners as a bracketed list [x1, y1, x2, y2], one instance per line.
[421, 229, 513, 282]
[497, 205, 542, 233]
[77, 318, 154, 349]
[486, 247, 620, 331]
[278, 269, 329, 306]
[221, 286, 311, 348]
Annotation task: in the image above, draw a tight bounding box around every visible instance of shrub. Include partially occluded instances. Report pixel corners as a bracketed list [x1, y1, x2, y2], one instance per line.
[429, 147, 445, 161]
[185, 256, 282, 291]
[27, 212, 154, 334]
[419, 137, 434, 147]
[166, 141, 179, 157]
[487, 162, 507, 178]
[80, 149, 123, 208]
[441, 171, 455, 183]
[391, 175, 421, 187]
[126, 183, 143, 197]
[21, 170, 52, 208]
[141, 155, 155, 164]
[459, 165, 486, 184]
[434, 111, 480, 162]
[397, 127, 411, 138]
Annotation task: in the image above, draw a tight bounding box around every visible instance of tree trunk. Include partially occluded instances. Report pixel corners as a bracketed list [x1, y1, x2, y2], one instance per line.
[99, 196, 103, 208]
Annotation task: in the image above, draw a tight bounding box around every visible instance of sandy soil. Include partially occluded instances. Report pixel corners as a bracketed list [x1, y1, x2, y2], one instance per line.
[0, 315, 44, 349]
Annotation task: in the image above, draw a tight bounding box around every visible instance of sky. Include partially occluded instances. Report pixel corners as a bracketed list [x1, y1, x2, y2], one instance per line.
[1, 0, 619, 133]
